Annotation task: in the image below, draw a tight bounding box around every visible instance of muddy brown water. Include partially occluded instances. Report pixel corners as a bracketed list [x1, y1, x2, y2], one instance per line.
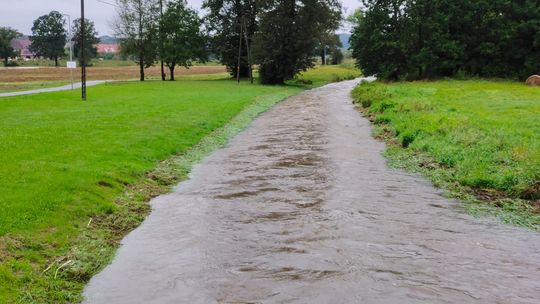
[83, 79, 540, 304]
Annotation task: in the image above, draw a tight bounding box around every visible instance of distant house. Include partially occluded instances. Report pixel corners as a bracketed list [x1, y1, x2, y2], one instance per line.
[10, 39, 36, 60]
[96, 43, 120, 55]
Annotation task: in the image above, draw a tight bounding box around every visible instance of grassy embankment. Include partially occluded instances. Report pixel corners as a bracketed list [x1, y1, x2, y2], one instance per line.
[0, 65, 361, 303]
[352, 80, 540, 230]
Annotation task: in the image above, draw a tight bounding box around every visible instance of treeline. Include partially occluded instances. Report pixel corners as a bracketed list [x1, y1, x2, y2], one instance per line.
[2, 0, 343, 84]
[349, 0, 540, 80]
[0, 12, 101, 67]
[117, 0, 342, 83]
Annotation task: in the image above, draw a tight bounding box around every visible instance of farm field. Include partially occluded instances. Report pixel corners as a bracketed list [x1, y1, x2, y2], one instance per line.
[0, 65, 227, 88]
[0, 65, 361, 303]
[352, 80, 540, 229]
[0, 80, 71, 93]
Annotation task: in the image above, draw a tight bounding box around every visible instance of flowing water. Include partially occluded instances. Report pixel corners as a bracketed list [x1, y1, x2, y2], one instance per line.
[84, 79, 540, 304]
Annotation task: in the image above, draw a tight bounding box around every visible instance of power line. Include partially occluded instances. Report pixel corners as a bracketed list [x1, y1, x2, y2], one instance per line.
[95, 0, 119, 8]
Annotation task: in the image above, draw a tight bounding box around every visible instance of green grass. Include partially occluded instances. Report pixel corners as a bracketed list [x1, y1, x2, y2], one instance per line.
[0, 65, 359, 303]
[296, 65, 362, 86]
[0, 81, 70, 93]
[352, 79, 540, 229]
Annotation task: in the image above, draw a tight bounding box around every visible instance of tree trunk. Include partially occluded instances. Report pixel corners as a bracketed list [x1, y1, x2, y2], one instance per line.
[169, 65, 175, 81]
[4, 57, 8, 67]
[161, 61, 166, 81]
[139, 57, 145, 81]
[138, 1, 144, 82]
[160, 0, 165, 81]
[54, 56, 58, 67]
[321, 53, 325, 65]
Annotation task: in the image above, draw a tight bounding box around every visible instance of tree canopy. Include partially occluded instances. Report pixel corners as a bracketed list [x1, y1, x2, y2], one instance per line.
[253, 0, 342, 84]
[29, 11, 67, 67]
[350, 0, 540, 80]
[114, 0, 160, 81]
[203, 0, 257, 78]
[314, 32, 343, 65]
[160, 0, 206, 80]
[72, 18, 100, 66]
[0, 27, 21, 66]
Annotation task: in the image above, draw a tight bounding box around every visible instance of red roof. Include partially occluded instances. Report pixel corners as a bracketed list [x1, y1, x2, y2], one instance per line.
[96, 43, 120, 54]
[10, 39, 31, 50]
[9, 39, 35, 58]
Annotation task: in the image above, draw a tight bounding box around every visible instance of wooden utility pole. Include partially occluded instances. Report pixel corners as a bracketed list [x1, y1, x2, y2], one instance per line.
[242, 15, 253, 84]
[236, 13, 243, 84]
[81, 0, 87, 100]
[160, 0, 165, 81]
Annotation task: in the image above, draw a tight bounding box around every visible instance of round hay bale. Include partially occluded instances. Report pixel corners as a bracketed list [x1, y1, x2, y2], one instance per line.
[525, 75, 540, 86]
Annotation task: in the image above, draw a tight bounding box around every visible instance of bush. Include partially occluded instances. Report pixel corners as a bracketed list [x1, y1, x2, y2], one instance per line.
[5, 60, 19, 67]
[400, 132, 416, 148]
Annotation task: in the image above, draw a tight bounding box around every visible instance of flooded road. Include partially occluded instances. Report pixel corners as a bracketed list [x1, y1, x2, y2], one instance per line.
[84, 79, 540, 304]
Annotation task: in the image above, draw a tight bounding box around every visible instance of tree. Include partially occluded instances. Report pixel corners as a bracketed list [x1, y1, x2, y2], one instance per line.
[72, 18, 100, 66]
[0, 27, 21, 66]
[314, 32, 342, 65]
[349, 0, 540, 80]
[203, 0, 257, 78]
[253, 0, 342, 84]
[29, 11, 67, 67]
[160, 0, 206, 80]
[114, 0, 160, 81]
[349, 1, 409, 80]
[330, 48, 343, 65]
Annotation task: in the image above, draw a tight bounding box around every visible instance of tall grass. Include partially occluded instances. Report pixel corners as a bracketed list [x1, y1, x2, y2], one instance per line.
[352, 80, 540, 228]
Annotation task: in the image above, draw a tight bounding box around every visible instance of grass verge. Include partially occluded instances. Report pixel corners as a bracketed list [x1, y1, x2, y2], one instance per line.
[352, 80, 540, 231]
[0, 65, 360, 303]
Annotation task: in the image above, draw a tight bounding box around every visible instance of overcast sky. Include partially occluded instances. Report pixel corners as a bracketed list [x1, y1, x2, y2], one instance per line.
[0, 0, 361, 36]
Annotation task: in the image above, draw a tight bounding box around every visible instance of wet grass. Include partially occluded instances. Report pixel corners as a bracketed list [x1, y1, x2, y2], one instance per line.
[352, 80, 540, 230]
[0, 65, 359, 303]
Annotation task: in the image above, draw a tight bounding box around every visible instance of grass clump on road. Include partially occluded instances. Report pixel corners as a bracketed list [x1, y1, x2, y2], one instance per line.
[352, 80, 540, 230]
[0, 65, 359, 303]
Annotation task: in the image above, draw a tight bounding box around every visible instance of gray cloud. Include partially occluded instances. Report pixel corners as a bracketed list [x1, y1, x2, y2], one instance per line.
[0, 0, 360, 36]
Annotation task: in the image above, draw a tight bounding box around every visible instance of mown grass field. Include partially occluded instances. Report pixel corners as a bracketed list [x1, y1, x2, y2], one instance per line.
[0, 65, 360, 303]
[352, 80, 540, 229]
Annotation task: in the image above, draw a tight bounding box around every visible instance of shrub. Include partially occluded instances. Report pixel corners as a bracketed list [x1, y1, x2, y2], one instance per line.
[400, 132, 416, 148]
